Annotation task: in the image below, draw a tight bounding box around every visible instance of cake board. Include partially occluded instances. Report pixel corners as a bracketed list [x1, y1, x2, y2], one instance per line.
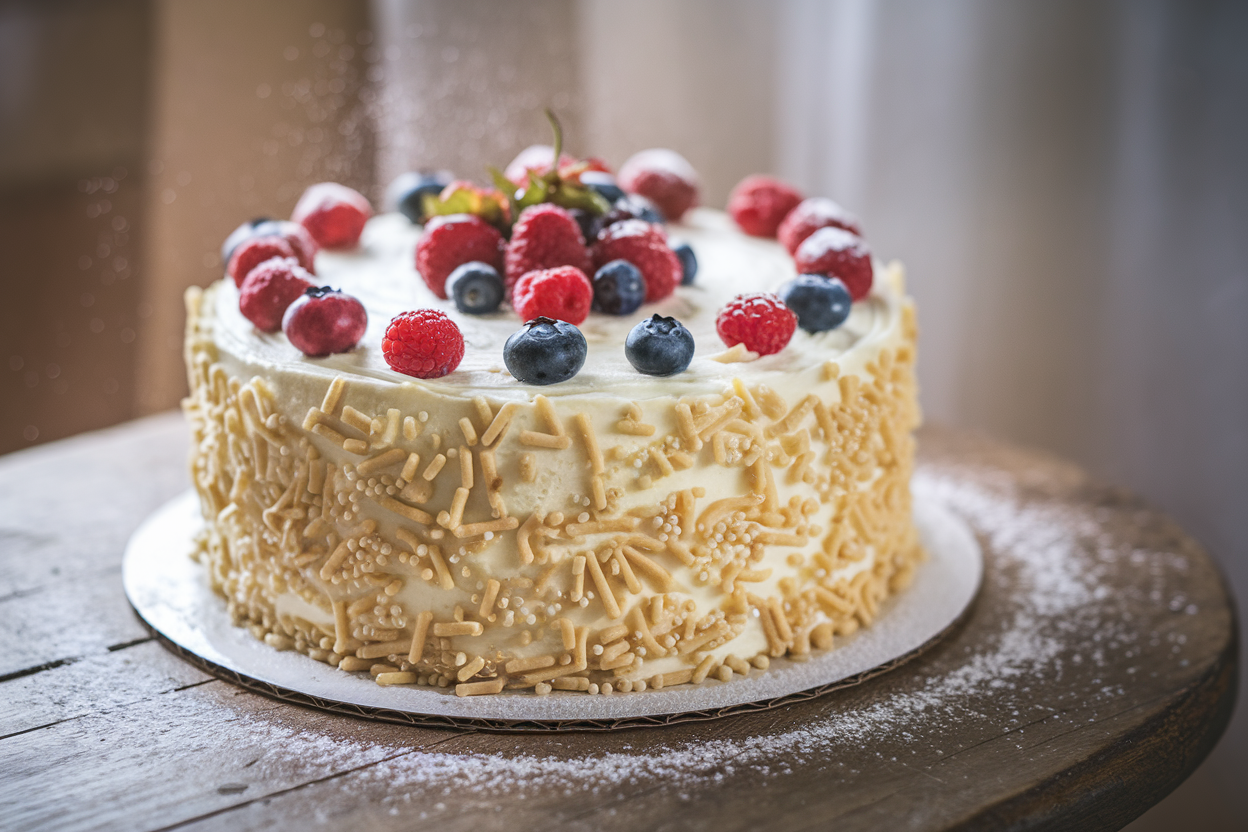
[123, 489, 981, 732]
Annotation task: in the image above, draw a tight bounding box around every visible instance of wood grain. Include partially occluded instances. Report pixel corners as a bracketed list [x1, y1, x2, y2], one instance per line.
[0, 415, 1235, 832]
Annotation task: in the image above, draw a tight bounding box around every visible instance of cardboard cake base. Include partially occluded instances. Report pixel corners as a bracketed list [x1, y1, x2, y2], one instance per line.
[123, 489, 981, 731]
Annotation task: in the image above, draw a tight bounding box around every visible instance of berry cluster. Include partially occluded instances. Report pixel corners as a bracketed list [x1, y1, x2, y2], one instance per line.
[714, 174, 874, 355]
[224, 182, 373, 356]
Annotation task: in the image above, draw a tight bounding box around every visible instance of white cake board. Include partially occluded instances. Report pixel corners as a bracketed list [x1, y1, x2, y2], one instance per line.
[123, 490, 981, 731]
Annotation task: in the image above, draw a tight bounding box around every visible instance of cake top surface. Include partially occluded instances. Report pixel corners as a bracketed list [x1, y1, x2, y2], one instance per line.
[209, 208, 906, 401]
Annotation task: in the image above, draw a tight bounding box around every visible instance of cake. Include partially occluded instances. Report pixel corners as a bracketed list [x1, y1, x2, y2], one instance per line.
[182, 160, 922, 697]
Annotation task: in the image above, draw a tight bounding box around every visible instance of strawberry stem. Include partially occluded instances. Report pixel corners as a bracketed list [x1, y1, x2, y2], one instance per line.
[545, 108, 563, 176]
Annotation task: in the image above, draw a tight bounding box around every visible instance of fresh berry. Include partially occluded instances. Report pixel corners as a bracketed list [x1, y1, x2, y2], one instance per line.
[778, 274, 853, 333]
[672, 242, 697, 285]
[505, 145, 571, 185]
[600, 194, 665, 230]
[423, 179, 511, 229]
[728, 175, 804, 238]
[618, 149, 699, 221]
[569, 209, 602, 245]
[503, 317, 587, 385]
[238, 257, 315, 332]
[228, 235, 296, 287]
[446, 261, 504, 315]
[592, 260, 646, 315]
[415, 214, 505, 299]
[292, 182, 372, 249]
[221, 217, 271, 267]
[625, 314, 695, 376]
[777, 197, 862, 255]
[716, 292, 797, 356]
[592, 219, 681, 303]
[793, 227, 873, 300]
[504, 203, 592, 293]
[382, 309, 465, 378]
[250, 219, 319, 272]
[387, 170, 454, 225]
[512, 266, 593, 325]
[282, 287, 368, 356]
[580, 171, 625, 203]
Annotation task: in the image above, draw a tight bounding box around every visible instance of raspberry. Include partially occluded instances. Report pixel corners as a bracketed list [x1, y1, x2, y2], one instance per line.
[504, 204, 592, 295]
[382, 309, 465, 379]
[618, 149, 699, 222]
[716, 292, 797, 356]
[512, 266, 593, 326]
[777, 197, 862, 255]
[728, 175, 803, 238]
[592, 220, 681, 303]
[793, 227, 873, 300]
[227, 235, 295, 287]
[238, 257, 315, 332]
[415, 214, 505, 300]
[292, 182, 372, 249]
[251, 219, 319, 272]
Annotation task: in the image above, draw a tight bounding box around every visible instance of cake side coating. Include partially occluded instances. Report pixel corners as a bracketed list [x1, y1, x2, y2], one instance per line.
[183, 209, 922, 695]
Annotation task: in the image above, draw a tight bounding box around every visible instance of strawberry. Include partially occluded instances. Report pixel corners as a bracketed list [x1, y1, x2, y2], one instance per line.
[415, 214, 505, 300]
[592, 220, 680, 303]
[504, 203, 591, 295]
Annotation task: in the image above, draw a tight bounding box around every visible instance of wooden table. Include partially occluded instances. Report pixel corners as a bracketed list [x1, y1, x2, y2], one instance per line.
[0, 414, 1235, 831]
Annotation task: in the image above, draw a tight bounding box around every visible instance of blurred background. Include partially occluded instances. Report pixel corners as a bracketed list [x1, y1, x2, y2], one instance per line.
[1, 0, 1243, 826]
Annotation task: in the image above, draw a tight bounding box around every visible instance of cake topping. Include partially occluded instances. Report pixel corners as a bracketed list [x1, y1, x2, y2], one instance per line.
[238, 257, 315, 333]
[282, 286, 368, 356]
[728, 174, 804, 238]
[579, 170, 624, 204]
[419, 179, 511, 231]
[503, 203, 592, 293]
[793, 226, 873, 301]
[777, 196, 862, 255]
[415, 213, 506, 300]
[291, 182, 373, 249]
[778, 274, 853, 333]
[512, 266, 593, 325]
[591, 259, 646, 316]
[625, 314, 695, 377]
[672, 241, 697, 286]
[446, 261, 504, 315]
[222, 218, 319, 274]
[387, 170, 454, 225]
[227, 234, 296, 287]
[381, 309, 465, 379]
[599, 193, 665, 229]
[591, 219, 680, 303]
[716, 292, 797, 356]
[618, 148, 700, 222]
[221, 217, 270, 266]
[503, 317, 587, 385]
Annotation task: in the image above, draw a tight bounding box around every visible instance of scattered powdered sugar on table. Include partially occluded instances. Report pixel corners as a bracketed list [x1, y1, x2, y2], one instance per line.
[257, 464, 1196, 812]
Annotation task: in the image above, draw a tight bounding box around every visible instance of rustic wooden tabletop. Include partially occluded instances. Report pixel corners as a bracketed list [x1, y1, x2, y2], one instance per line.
[0, 414, 1236, 831]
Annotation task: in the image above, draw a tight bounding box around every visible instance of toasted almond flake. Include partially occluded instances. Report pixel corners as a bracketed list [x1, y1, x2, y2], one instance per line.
[709, 343, 759, 363]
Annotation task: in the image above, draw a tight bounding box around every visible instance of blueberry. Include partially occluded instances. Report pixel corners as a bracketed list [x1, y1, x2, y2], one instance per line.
[387, 170, 454, 225]
[592, 260, 646, 316]
[601, 194, 665, 230]
[625, 314, 695, 376]
[504, 317, 587, 385]
[221, 217, 272, 266]
[778, 274, 853, 333]
[672, 241, 697, 285]
[446, 261, 503, 314]
[580, 171, 625, 204]
[569, 208, 602, 244]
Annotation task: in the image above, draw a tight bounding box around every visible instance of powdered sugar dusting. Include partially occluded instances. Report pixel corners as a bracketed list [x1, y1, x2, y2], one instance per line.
[244, 461, 1203, 813]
